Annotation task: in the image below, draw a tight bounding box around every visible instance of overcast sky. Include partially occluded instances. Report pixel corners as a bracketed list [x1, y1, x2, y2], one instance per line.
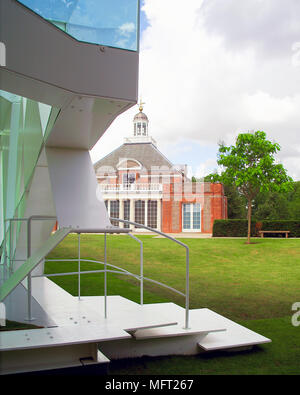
[90, 0, 300, 181]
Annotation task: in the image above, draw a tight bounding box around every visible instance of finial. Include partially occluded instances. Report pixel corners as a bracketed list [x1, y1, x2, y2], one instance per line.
[139, 99, 145, 112]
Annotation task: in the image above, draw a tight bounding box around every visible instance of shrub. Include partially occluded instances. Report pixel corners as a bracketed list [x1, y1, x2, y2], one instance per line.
[213, 219, 256, 237]
[260, 220, 300, 238]
[213, 219, 300, 237]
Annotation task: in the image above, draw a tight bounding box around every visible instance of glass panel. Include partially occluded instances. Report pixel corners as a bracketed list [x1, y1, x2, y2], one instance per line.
[110, 200, 119, 226]
[123, 200, 130, 228]
[193, 203, 201, 230]
[17, 0, 139, 51]
[134, 200, 145, 227]
[147, 200, 157, 229]
[142, 123, 147, 135]
[123, 173, 135, 189]
[183, 203, 191, 230]
[0, 90, 55, 278]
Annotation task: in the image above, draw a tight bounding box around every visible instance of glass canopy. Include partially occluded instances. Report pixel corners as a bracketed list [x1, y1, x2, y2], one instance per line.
[17, 0, 139, 51]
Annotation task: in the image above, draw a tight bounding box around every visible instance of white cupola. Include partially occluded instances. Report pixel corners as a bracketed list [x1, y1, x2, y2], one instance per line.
[133, 101, 149, 137]
[124, 100, 157, 146]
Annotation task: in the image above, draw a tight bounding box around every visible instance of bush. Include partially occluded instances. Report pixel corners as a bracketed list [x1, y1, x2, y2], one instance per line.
[213, 219, 300, 237]
[259, 220, 300, 238]
[213, 219, 256, 237]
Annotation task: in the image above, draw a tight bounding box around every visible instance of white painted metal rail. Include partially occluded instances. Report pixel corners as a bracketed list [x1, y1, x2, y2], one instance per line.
[2, 217, 190, 329]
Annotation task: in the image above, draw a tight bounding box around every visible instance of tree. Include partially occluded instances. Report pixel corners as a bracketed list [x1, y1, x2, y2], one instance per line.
[252, 190, 290, 220]
[210, 131, 293, 244]
[205, 174, 247, 219]
[223, 184, 247, 219]
[287, 181, 300, 219]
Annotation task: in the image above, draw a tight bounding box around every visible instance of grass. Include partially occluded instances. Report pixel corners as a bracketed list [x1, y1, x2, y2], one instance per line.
[44, 234, 300, 375]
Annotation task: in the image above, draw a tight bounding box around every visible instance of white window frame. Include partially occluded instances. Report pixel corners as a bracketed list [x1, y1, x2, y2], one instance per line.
[182, 203, 201, 232]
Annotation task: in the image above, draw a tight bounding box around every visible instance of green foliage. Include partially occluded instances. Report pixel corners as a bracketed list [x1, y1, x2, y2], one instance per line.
[252, 181, 300, 221]
[287, 181, 300, 219]
[223, 184, 247, 219]
[213, 219, 256, 237]
[260, 220, 300, 237]
[213, 219, 300, 237]
[253, 191, 290, 220]
[212, 131, 293, 198]
[211, 131, 293, 243]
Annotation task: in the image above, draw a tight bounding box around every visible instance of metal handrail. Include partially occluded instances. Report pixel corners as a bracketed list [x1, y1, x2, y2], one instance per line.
[110, 217, 190, 329]
[3, 216, 191, 329]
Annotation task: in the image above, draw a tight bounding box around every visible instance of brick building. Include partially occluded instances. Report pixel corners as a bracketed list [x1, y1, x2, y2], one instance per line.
[94, 104, 227, 233]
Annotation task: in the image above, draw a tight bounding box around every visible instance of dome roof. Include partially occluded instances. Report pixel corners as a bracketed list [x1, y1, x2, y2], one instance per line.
[133, 111, 148, 122]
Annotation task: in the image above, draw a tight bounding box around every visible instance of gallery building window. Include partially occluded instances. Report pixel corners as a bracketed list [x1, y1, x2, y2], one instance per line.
[135, 200, 145, 227]
[147, 200, 157, 229]
[110, 200, 119, 226]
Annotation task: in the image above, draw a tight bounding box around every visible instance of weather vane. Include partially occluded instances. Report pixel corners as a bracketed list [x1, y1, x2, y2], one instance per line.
[139, 98, 145, 112]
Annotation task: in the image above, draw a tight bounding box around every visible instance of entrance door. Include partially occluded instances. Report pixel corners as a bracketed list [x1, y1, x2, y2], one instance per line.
[182, 203, 201, 232]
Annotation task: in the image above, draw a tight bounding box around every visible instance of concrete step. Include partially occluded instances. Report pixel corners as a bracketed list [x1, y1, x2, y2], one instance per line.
[77, 297, 179, 333]
[131, 304, 226, 340]
[0, 324, 117, 375]
[196, 308, 271, 351]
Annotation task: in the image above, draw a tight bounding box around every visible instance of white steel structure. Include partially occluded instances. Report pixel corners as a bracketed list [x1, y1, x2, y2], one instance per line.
[0, 0, 270, 375]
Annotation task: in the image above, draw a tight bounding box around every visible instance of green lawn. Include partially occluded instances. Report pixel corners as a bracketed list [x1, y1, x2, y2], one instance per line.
[45, 234, 300, 375]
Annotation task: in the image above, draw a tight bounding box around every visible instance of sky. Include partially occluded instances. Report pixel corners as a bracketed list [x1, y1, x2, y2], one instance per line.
[90, 0, 300, 181]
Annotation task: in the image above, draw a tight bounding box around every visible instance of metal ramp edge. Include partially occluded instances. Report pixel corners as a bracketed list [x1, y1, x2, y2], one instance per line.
[196, 308, 271, 351]
[131, 324, 226, 340]
[0, 227, 71, 303]
[0, 324, 116, 375]
[126, 303, 226, 339]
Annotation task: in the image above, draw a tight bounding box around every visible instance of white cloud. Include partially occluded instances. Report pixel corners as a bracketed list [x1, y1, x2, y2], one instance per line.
[119, 22, 135, 36]
[91, 0, 300, 180]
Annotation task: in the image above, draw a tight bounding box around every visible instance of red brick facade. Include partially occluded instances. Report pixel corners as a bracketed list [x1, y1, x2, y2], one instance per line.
[94, 107, 227, 233]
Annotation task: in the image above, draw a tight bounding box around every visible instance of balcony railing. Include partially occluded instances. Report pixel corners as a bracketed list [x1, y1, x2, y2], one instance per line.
[99, 183, 163, 192]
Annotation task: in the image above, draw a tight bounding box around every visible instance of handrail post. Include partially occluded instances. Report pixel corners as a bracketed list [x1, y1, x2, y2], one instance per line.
[25, 215, 56, 321]
[184, 246, 190, 329]
[110, 217, 190, 330]
[25, 217, 34, 321]
[128, 233, 143, 305]
[9, 220, 13, 275]
[140, 238, 143, 306]
[78, 233, 81, 300]
[104, 232, 107, 318]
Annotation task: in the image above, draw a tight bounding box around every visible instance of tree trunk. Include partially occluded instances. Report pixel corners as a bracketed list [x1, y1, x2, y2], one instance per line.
[247, 198, 252, 244]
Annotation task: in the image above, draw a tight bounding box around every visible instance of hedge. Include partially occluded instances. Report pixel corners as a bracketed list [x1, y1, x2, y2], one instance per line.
[213, 219, 300, 237]
[213, 220, 256, 237]
[258, 220, 300, 238]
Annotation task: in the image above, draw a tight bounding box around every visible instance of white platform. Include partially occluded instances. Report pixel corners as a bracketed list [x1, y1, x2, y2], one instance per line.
[0, 278, 271, 374]
[196, 308, 270, 351]
[0, 323, 130, 352]
[24, 278, 179, 331]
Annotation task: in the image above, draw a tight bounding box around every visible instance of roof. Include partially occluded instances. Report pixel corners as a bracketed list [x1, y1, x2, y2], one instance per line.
[133, 111, 148, 122]
[94, 142, 181, 174]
